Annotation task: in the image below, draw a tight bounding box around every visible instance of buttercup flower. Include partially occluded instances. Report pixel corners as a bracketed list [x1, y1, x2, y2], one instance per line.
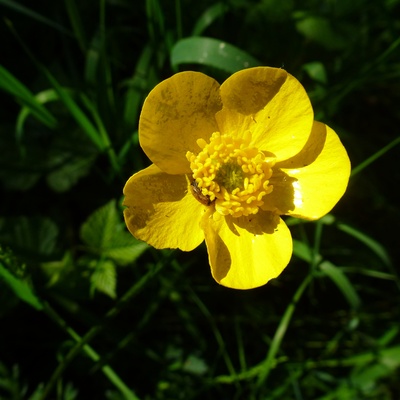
[123, 67, 350, 289]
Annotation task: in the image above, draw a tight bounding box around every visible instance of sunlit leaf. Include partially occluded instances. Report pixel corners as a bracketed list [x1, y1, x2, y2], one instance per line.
[171, 37, 260, 74]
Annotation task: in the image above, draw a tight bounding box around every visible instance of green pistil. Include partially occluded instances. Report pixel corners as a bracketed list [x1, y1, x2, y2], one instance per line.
[215, 162, 244, 193]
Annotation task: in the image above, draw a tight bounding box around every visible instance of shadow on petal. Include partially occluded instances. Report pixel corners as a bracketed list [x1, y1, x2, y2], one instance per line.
[203, 209, 292, 288]
[201, 214, 232, 282]
[205, 210, 281, 283]
[123, 165, 206, 251]
[262, 168, 296, 215]
[220, 67, 288, 116]
[276, 121, 327, 169]
[227, 210, 280, 235]
[124, 168, 188, 231]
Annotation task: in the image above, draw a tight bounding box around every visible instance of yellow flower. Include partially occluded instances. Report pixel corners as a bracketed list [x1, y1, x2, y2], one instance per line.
[123, 67, 350, 290]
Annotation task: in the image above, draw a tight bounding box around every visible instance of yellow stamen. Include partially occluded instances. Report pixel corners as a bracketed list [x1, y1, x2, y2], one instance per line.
[186, 131, 275, 217]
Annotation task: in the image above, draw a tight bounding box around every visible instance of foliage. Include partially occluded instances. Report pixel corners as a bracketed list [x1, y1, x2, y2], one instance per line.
[0, 0, 400, 399]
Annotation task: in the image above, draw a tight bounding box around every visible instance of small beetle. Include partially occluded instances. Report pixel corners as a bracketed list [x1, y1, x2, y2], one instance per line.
[190, 180, 214, 206]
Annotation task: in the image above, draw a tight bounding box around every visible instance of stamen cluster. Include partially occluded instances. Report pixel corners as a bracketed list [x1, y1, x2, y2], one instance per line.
[186, 131, 275, 217]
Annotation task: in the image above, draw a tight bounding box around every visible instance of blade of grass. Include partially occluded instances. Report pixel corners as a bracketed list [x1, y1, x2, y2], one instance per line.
[213, 274, 315, 386]
[0, 0, 72, 36]
[80, 93, 120, 174]
[351, 135, 400, 177]
[16, 88, 63, 147]
[319, 261, 361, 309]
[64, 0, 88, 52]
[189, 287, 238, 381]
[42, 303, 140, 400]
[0, 260, 43, 311]
[256, 272, 314, 388]
[40, 69, 105, 150]
[0, 64, 57, 129]
[39, 259, 165, 400]
[123, 44, 154, 128]
[191, 2, 228, 36]
[6, 16, 120, 174]
[336, 222, 392, 268]
[311, 219, 323, 271]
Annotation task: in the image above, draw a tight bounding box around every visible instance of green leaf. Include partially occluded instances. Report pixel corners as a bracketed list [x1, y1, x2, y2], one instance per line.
[40, 252, 74, 287]
[0, 216, 59, 257]
[319, 261, 361, 309]
[318, 346, 400, 400]
[170, 37, 260, 74]
[80, 199, 120, 249]
[80, 200, 148, 265]
[294, 14, 347, 50]
[90, 259, 117, 299]
[0, 251, 43, 310]
[103, 235, 148, 266]
[302, 61, 328, 84]
[46, 154, 95, 192]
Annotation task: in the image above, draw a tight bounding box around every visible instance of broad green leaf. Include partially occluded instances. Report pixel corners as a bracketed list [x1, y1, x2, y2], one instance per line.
[170, 37, 260, 74]
[40, 252, 74, 287]
[294, 13, 347, 50]
[103, 236, 148, 266]
[0, 217, 58, 257]
[90, 259, 117, 299]
[183, 354, 208, 375]
[302, 61, 328, 84]
[80, 200, 148, 265]
[319, 261, 361, 309]
[80, 200, 120, 249]
[46, 154, 95, 192]
[318, 346, 400, 400]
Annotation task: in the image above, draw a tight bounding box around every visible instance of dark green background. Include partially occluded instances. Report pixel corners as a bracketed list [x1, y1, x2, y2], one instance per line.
[0, 0, 399, 399]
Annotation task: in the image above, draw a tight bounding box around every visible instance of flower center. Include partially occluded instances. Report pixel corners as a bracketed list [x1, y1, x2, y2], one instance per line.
[186, 131, 275, 217]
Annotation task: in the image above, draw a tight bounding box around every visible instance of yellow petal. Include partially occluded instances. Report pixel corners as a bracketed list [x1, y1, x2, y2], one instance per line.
[201, 211, 293, 289]
[139, 72, 222, 174]
[264, 121, 350, 220]
[216, 67, 314, 160]
[123, 164, 205, 250]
